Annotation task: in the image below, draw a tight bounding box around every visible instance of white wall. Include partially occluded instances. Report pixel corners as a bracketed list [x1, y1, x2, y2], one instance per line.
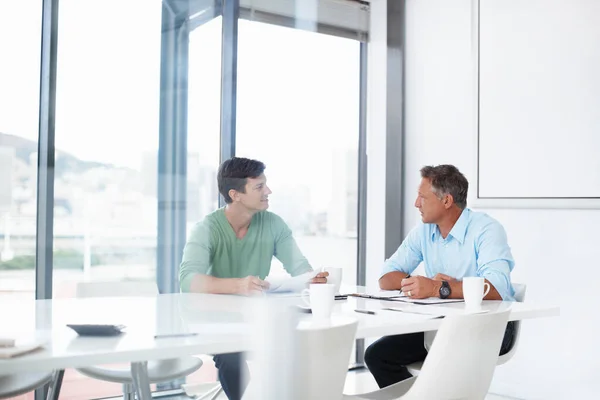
[399, 0, 600, 398]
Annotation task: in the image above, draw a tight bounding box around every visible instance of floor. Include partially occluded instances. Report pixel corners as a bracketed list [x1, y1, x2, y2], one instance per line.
[4, 356, 218, 400]
[180, 368, 522, 400]
[343, 370, 521, 400]
[5, 361, 522, 400]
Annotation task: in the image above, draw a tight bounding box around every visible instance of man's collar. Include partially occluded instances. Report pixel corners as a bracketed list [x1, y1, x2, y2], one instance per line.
[431, 208, 470, 244]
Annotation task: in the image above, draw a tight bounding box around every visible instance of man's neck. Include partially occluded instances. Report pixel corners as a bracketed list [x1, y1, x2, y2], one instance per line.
[436, 208, 463, 239]
[224, 204, 255, 234]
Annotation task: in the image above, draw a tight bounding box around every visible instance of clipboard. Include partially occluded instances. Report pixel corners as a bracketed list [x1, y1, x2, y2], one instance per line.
[347, 292, 404, 301]
[347, 293, 464, 305]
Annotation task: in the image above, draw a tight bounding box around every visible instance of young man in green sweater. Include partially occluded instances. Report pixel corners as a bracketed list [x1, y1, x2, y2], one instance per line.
[179, 157, 328, 400]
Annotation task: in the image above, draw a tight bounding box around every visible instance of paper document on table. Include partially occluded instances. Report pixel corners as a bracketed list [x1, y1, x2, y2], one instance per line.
[0, 340, 45, 359]
[265, 291, 303, 298]
[374, 290, 405, 298]
[0, 338, 15, 347]
[265, 271, 316, 294]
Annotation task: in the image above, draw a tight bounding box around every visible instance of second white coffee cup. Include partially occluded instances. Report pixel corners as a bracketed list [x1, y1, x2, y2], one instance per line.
[301, 283, 335, 319]
[463, 277, 490, 309]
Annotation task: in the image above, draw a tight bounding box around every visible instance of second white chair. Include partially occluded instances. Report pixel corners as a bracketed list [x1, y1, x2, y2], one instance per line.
[75, 281, 203, 400]
[345, 310, 511, 400]
[407, 283, 527, 376]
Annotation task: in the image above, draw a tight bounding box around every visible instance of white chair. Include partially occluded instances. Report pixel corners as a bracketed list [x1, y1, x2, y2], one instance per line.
[345, 310, 511, 400]
[75, 281, 203, 400]
[0, 372, 53, 399]
[293, 318, 359, 400]
[242, 317, 358, 400]
[407, 283, 527, 375]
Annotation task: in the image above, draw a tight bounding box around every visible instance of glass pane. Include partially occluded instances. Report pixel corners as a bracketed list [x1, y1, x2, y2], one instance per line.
[53, 0, 163, 300]
[187, 16, 222, 227]
[236, 21, 361, 287]
[0, 0, 42, 301]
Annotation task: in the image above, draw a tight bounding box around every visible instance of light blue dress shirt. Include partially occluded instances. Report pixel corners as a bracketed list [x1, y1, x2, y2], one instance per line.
[381, 208, 515, 301]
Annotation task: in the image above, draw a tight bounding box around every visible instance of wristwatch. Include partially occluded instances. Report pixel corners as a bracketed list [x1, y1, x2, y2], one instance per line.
[439, 280, 451, 299]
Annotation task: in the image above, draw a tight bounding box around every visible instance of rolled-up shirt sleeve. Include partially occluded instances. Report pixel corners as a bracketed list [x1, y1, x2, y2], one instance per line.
[475, 221, 515, 301]
[380, 225, 423, 278]
[179, 222, 212, 293]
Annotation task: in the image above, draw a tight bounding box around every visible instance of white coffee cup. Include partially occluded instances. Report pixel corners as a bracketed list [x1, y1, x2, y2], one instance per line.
[324, 267, 343, 294]
[301, 284, 335, 319]
[463, 277, 491, 309]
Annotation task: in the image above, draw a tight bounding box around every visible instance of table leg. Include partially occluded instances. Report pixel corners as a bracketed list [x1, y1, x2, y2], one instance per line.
[45, 369, 64, 400]
[131, 361, 152, 400]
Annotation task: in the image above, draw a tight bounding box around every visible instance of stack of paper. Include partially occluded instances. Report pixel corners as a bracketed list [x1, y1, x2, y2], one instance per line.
[265, 271, 317, 294]
[0, 339, 45, 359]
[0, 337, 16, 347]
[349, 291, 465, 305]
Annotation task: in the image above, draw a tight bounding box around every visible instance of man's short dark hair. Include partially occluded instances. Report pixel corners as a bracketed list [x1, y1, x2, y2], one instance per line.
[420, 165, 469, 209]
[218, 157, 266, 204]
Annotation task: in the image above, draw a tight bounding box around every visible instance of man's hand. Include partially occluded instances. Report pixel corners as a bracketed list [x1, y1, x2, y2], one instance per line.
[236, 276, 270, 296]
[309, 271, 329, 284]
[400, 276, 438, 299]
[432, 273, 458, 282]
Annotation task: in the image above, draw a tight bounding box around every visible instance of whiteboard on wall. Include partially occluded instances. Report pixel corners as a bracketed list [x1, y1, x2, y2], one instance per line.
[475, 0, 600, 207]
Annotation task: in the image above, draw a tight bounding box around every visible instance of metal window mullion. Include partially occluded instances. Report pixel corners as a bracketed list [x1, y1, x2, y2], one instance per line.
[35, 1, 59, 399]
[384, 0, 406, 256]
[354, 41, 369, 368]
[219, 0, 239, 208]
[157, 6, 190, 295]
[35, 0, 59, 301]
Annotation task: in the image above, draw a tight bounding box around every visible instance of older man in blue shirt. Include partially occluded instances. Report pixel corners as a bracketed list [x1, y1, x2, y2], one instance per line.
[365, 164, 516, 388]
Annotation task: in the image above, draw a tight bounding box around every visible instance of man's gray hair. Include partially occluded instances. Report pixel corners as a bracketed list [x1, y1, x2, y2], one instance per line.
[420, 165, 469, 209]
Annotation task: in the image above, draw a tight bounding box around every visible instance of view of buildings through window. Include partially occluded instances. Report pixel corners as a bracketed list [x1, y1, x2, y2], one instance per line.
[0, 2, 360, 297]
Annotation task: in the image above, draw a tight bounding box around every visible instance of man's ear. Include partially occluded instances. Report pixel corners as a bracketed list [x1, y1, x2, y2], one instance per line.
[228, 189, 238, 202]
[444, 194, 454, 209]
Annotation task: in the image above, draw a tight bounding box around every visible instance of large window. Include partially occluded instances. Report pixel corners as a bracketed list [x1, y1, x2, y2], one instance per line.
[0, 0, 43, 300]
[236, 21, 361, 287]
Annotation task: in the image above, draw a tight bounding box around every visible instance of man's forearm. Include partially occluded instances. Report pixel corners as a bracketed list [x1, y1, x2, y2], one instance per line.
[189, 274, 240, 294]
[379, 271, 410, 290]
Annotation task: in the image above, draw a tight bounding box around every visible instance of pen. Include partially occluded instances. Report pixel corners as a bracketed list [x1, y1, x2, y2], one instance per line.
[354, 309, 376, 315]
[154, 333, 198, 339]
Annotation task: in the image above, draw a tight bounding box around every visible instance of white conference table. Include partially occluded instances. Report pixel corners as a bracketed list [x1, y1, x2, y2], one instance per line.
[0, 286, 559, 397]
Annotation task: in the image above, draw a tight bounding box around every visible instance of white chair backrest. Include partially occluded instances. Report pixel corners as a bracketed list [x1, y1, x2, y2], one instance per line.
[76, 281, 158, 298]
[293, 319, 358, 400]
[404, 310, 510, 400]
[496, 283, 527, 363]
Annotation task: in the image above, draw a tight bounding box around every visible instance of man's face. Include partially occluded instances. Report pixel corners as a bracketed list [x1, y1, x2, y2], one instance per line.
[237, 174, 272, 212]
[414, 178, 446, 224]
